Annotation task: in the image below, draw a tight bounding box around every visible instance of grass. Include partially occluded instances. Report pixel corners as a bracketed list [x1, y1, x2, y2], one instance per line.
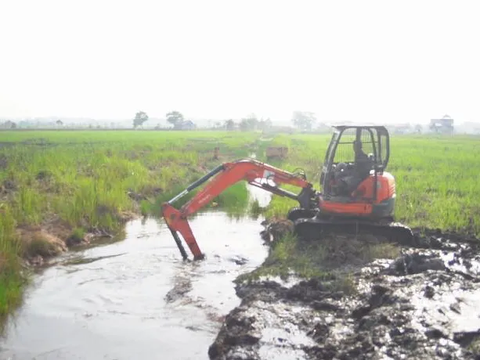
[0, 205, 23, 326]
[238, 232, 400, 293]
[70, 228, 85, 242]
[24, 236, 59, 258]
[0, 131, 260, 230]
[249, 199, 266, 219]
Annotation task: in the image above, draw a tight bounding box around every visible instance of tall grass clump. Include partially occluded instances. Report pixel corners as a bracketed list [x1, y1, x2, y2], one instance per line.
[0, 205, 23, 323]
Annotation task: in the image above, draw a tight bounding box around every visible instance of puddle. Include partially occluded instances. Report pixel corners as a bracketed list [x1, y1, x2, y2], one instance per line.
[0, 184, 271, 360]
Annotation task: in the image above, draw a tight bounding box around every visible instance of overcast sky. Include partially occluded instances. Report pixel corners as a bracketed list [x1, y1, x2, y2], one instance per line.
[0, 0, 479, 124]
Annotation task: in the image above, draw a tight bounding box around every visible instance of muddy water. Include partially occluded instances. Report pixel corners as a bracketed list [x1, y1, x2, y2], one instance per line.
[0, 186, 271, 360]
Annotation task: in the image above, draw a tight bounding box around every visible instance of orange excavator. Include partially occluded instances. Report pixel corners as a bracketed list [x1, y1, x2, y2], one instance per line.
[162, 125, 413, 260]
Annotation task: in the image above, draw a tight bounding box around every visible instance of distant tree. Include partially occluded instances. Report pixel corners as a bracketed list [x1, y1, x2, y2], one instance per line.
[224, 119, 235, 131]
[414, 124, 422, 134]
[166, 111, 184, 129]
[56, 120, 63, 127]
[239, 119, 249, 131]
[2, 120, 17, 129]
[239, 114, 259, 131]
[246, 114, 258, 130]
[133, 111, 149, 129]
[258, 118, 272, 131]
[292, 111, 316, 131]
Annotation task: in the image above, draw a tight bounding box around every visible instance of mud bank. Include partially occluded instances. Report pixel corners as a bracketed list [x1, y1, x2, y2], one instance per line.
[209, 228, 480, 360]
[16, 211, 137, 268]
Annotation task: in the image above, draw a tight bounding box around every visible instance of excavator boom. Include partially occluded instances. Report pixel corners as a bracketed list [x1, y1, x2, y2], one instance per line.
[162, 159, 316, 260]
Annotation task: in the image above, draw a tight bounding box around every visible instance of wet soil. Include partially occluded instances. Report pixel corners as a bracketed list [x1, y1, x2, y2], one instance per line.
[209, 228, 480, 360]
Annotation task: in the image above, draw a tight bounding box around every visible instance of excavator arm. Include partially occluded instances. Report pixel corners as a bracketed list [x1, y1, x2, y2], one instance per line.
[161, 159, 316, 260]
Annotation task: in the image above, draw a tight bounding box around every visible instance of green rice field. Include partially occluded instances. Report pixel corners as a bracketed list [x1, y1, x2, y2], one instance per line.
[1, 130, 479, 322]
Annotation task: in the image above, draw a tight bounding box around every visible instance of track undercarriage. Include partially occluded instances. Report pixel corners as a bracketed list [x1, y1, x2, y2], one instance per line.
[287, 207, 414, 245]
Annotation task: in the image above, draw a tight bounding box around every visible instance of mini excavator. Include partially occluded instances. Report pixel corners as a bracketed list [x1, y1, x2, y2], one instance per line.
[162, 125, 413, 260]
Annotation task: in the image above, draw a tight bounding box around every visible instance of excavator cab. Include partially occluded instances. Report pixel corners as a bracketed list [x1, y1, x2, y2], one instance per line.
[321, 126, 389, 199]
[316, 125, 395, 219]
[291, 124, 412, 243]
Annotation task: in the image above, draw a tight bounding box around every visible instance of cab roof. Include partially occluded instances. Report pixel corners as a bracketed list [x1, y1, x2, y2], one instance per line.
[331, 125, 388, 131]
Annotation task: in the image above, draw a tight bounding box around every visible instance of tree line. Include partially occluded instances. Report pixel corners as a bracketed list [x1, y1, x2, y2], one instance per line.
[132, 110, 318, 131]
[0, 110, 320, 131]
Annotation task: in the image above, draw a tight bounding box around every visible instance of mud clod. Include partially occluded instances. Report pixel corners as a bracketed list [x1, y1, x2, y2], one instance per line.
[388, 252, 446, 275]
[260, 219, 293, 243]
[208, 308, 261, 360]
[229, 256, 248, 265]
[165, 277, 192, 303]
[426, 328, 447, 339]
[311, 300, 339, 312]
[453, 331, 480, 347]
[307, 322, 330, 341]
[424, 285, 435, 298]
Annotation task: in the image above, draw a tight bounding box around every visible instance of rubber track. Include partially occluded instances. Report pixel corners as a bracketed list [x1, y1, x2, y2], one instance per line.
[293, 217, 414, 246]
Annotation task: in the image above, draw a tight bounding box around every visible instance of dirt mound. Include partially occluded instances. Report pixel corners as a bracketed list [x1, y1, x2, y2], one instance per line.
[17, 227, 67, 266]
[260, 218, 294, 243]
[209, 228, 480, 360]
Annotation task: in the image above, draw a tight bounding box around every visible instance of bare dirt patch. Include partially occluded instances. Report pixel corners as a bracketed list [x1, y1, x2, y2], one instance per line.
[17, 226, 67, 266]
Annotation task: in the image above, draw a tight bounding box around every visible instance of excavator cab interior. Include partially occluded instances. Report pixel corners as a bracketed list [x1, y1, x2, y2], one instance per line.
[320, 126, 390, 201]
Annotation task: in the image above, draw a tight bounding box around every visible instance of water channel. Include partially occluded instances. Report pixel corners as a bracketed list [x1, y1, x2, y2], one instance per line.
[0, 185, 271, 360]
